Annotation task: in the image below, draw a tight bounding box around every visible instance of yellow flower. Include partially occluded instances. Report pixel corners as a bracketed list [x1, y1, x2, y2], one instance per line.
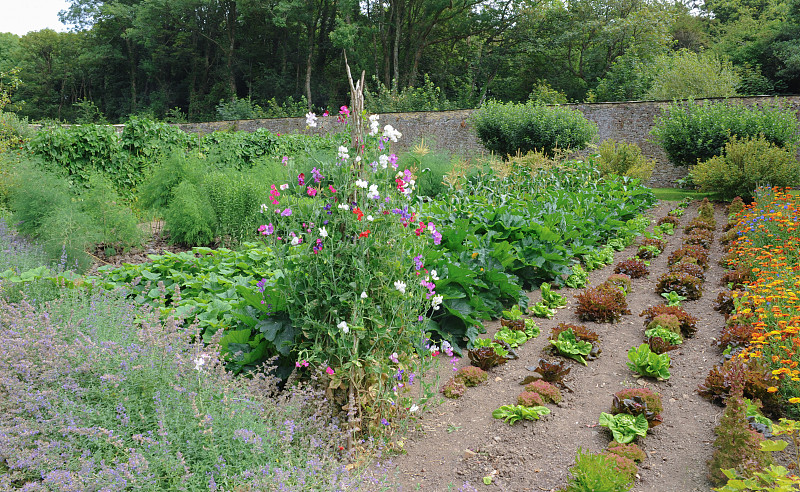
[768, 386, 779, 393]
[789, 397, 800, 404]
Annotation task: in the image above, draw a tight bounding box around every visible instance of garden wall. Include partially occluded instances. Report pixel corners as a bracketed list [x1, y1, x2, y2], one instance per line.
[70, 95, 800, 188]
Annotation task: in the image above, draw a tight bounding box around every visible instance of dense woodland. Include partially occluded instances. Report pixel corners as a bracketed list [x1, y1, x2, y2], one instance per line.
[1, 0, 800, 123]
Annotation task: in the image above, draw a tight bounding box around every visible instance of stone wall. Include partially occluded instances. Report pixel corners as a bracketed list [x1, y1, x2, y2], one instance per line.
[43, 95, 800, 188]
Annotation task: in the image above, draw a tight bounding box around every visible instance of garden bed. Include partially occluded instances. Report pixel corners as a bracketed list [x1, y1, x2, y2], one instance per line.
[387, 199, 727, 491]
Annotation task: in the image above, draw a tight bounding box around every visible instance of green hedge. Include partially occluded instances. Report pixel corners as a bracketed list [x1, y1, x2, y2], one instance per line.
[470, 101, 598, 157]
[651, 99, 799, 168]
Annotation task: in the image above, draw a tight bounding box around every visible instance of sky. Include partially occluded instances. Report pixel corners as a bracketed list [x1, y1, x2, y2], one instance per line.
[0, 0, 73, 37]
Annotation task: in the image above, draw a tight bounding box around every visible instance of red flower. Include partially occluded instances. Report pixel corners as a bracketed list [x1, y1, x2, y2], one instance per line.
[353, 207, 365, 221]
[359, 230, 371, 238]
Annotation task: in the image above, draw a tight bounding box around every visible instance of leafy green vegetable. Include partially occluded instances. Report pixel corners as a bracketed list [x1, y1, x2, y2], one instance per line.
[531, 301, 556, 319]
[524, 318, 540, 338]
[540, 282, 567, 308]
[661, 290, 687, 306]
[627, 344, 671, 380]
[550, 329, 593, 365]
[566, 264, 589, 288]
[644, 327, 683, 346]
[744, 398, 773, 433]
[598, 412, 649, 444]
[492, 404, 551, 425]
[501, 304, 525, 321]
[494, 327, 528, 348]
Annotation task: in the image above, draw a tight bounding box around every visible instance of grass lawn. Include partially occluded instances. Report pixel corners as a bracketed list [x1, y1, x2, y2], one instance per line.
[651, 188, 800, 202]
[650, 188, 714, 202]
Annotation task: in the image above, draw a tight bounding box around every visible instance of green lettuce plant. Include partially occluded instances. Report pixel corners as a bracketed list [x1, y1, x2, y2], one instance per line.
[566, 264, 589, 288]
[644, 326, 683, 346]
[661, 290, 687, 306]
[599, 412, 649, 444]
[501, 304, 525, 321]
[524, 318, 540, 338]
[540, 282, 568, 308]
[492, 404, 551, 425]
[531, 301, 556, 319]
[550, 328, 593, 365]
[627, 344, 671, 380]
[494, 327, 528, 348]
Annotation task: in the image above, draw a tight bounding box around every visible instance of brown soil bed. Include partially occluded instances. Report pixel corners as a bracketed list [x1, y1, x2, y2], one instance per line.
[385, 200, 728, 491]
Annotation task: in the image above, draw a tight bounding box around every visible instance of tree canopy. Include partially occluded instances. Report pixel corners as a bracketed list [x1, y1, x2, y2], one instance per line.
[0, 0, 796, 122]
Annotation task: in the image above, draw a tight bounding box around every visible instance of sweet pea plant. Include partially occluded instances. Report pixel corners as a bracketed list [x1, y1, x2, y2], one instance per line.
[257, 109, 441, 437]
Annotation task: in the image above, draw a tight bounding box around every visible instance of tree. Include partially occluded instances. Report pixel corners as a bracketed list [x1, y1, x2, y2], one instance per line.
[644, 49, 740, 100]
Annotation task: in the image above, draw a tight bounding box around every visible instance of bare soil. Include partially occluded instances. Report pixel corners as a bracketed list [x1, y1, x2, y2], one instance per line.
[386, 200, 728, 491]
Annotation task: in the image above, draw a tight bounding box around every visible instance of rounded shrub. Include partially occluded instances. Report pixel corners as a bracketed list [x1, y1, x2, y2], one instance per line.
[470, 100, 598, 157]
[651, 99, 799, 168]
[690, 136, 800, 200]
[591, 139, 654, 182]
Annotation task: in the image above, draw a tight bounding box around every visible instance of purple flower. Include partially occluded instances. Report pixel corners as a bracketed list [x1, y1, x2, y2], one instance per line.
[258, 223, 274, 236]
[381, 418, 389, 426]
[280, 208, 292, 217]
[413, 255, 424, 270]
[311, 167, 324, 183]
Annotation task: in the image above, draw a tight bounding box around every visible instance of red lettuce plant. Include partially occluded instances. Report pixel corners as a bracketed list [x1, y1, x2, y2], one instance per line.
[575, 284, 630, 323]
[614, 258, 648, 279]
[640, 305, 698, 338]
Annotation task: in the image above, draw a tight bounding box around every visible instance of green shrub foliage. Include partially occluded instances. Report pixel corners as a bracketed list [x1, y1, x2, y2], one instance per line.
[592, 139, 654, 182]
[691, 136, 800, 200]
[470, 100, 598, 157]
[651, 99, 799, 168]
[164, 181, 216, 245]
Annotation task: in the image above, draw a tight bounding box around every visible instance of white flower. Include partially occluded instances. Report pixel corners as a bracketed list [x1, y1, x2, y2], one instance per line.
[379, 154, 389, 169]
[193, 355, 206, 371]
[360, 291, 368, 299]
[394, 280, 407, 294]
[367, 184, 380, 200]
[369, 114, 380, 135]
[355, 156, 362, 163]
[430, 270, 439, 281]
[290, 236, 300, 246]
[338, 203, 350, 210]
[279, 183, 289, 190]
[338, 146, 350, 160]
[319, 227, 328, 238]
[305, 112, 317, 127]
[355, 179, 368, 189]
[260, 203, 269, 214]
[366, 215, 374, 222]
[337, 320, 349, 333]
[383, 124, 402, 142]
[431, 295, 444, 311]
[409, 404, 419, 413]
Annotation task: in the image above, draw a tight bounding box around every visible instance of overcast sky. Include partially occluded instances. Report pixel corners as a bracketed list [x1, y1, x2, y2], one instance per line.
[0, 0, 72, 37]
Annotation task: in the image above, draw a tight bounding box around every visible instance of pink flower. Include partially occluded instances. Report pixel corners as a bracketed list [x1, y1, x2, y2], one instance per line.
[307, 186, 318, 197]
[329, 185, 337, 193]
[326, 367, 335, 375]
[339, 105, 350, 116]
